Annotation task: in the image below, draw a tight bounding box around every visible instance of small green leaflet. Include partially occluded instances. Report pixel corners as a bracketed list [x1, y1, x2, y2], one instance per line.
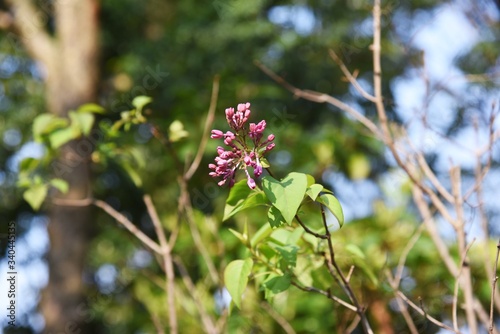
[316, 193, 344, 228]
[223, 179, 267, 221]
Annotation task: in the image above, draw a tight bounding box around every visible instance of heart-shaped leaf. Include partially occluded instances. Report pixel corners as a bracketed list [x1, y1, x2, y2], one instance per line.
[261, 172, 308, 224]
[224, 258, 253, 308]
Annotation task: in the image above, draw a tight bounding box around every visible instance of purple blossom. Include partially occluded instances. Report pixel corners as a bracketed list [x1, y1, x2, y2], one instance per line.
[209, 102, 276, 189]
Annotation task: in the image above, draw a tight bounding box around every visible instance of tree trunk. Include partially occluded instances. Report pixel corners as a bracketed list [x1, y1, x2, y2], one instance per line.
[7, 0, 100, 332]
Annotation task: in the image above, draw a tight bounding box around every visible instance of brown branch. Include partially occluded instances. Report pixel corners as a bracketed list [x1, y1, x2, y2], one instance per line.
[144, 195, 178, 334]
[254, 60, 382, 138]
[385, 270, 419, 334]
[319, 205, 373, 334]
[290, 282, 357, 312]
[6, 0, 56, 69]
[450, 166, 477, 333]
[173, 256, 218, 334]
[490, 239, 500, 334]
[260, 302, 296, 334]
[92, 199, 162, 255]
[396, 291, 458, 333]
[328, 49, 376, 103]
[185, 75, 220, 180]
[452, 239, 475, 332]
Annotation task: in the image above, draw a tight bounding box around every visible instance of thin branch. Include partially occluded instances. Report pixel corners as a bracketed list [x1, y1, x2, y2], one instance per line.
[450, 166, 477, 333]
[319, 205, 373, 334]
[185, 75, 220, 180]
[490, 239, 500, 334]
[290, 282, 357, 312]
[328, 49, 377, 102]
[452, 239, 476, 332]
[412, 186, 458, 276]
[173, 256, 218, 334]
[394, 224, 424, 287]
[144, 195, 178, 334]
[385, 270, 419, 334]
[93, 199, 162, 255]
[254, 60, 382, 138]
[395, 291, 458, 333]
[260, 302, 296, 334]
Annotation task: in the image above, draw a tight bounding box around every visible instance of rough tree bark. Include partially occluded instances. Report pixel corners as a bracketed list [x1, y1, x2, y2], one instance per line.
[4, 0, 100, 332]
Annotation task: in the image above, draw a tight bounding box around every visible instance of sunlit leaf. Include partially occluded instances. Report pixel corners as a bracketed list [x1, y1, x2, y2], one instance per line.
[77, 103, 106, 114]
[268, 206, 286, 228]
[69, 111, 95, 136]
[132, 96, 152, 112]
[261, 172, 308, 224]
[49, 126, 80, 149]
[23, 184, 48, 211]
[224, 258, 253, 309]
[50, 178, 69, 194]
[317, 193, 344, 228]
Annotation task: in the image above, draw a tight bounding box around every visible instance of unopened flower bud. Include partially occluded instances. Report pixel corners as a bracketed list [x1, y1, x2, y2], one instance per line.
[211, 129, 224, 139]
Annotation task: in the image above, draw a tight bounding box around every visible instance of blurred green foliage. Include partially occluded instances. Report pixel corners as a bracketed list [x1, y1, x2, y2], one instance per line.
[1, 0, 499, 333]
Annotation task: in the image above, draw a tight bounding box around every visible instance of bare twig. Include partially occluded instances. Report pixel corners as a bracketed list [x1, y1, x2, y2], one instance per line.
[254, 60, 382, 138]
[328, 49, 376, 103]
[93, 199, 162, 255]
[290, 282, 357, 312]
[144, 195, 178, 334]
[385, 270, 419, 334]
[260, 302, 296, 334]
[396, 291, 458, 333]
[490, 239, 500, 334]
[450, 166, 477, 333]
[452, 239, 476, 332]
[319, 205, 373, 334]
[173, 256, 218, 334]
[185, 75, 220, 180]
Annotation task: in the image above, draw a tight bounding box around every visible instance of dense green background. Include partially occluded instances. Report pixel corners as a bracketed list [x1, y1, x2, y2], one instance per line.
[1, 0, 499, 333]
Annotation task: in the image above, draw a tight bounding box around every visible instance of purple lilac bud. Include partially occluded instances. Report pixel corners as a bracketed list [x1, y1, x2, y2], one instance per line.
[211, 129, 224, 139]
[210, 102, 275, 189]
[266, 143, 276, 151]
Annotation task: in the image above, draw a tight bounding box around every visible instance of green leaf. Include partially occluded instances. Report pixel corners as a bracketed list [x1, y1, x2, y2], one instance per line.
[132, 96, 152, 112]
[306, 184, 323, 201]
[250, 223, 273, 247]
[23, 184, 48, 211]
[228, 228, 248, 246]
[346, 244, 365, 259]
[223, 179, 267, 221]
[50, 178, 69, 194]
[69, 111, 95, 136]
[19, 157, 40, 172]
[224, 258, 253, 309]
[268, 206, 286, 228]
[169, 120, 189, 142]
[276, 245, 298, 268]
[263, 273, 291, 297]
[77, 103, 106, 114]
[33, 114, 68, 141]
[316, 193, 344, 228]
[261, 172, 308, 224]
[49, 126, 80, 149]
[122, 163, 142, 187]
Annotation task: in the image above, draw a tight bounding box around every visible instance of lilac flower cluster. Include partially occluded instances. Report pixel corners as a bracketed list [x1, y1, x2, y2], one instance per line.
[209, 102, 275, 189]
